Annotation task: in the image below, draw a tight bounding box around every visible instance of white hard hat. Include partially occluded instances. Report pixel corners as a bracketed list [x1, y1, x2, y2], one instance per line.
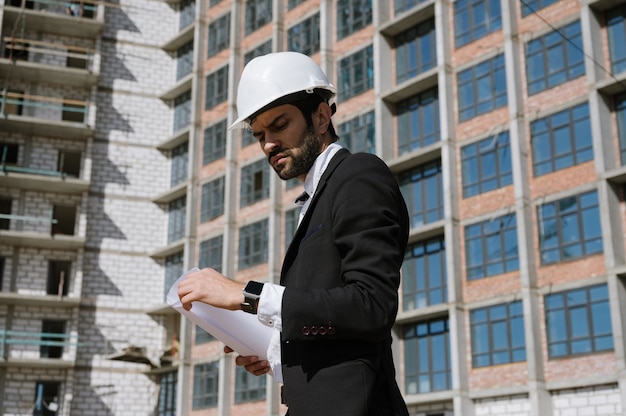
[229, 51, 337, 130]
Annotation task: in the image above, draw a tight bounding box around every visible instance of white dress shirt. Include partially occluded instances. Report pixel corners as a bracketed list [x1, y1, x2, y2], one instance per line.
[256, 142, 343, 383]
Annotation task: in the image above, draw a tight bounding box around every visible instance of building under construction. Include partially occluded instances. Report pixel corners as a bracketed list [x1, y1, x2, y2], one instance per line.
[0, 0, 626, 415]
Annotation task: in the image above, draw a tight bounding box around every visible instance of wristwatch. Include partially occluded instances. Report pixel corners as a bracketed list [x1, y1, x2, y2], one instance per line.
[241, 280, 264, 314]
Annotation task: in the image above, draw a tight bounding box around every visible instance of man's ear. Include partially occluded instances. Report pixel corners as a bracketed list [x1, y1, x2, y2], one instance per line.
[315, 102, 333, 135]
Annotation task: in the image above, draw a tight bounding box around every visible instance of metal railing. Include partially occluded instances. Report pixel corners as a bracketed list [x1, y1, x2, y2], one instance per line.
[2, 36, 95, 71]
[6, 0, 98, 19]
[0, 91, 89, 123]
[0, 330, 78, 360]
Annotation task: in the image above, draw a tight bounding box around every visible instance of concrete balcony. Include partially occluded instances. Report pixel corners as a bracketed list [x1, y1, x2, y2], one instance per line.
[0, 229, 86, 250]
[2, 0, 104, 38]
[0, 92, 93, 140]
[0, 167, 90, 194]
[0, 37, 99, 88]
[0, 330, 79, 369]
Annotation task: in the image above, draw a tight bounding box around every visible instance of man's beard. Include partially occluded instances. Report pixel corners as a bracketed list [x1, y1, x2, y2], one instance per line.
[271, 127, 321, 180]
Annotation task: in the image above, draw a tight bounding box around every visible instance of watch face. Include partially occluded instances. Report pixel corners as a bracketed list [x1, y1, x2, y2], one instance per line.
[245, 280, 264, 295]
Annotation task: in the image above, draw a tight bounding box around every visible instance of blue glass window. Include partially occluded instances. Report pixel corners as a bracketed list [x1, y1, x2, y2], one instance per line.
[607, 4, 626, 75]
[203, 120, 227, 165]
[205, 66, 229, 110]
[396, 19, 436, 83]
[338, 45, 374, 102]
[176, 40, 194, 81]
[167, 197, 186, 244]
[521, 0, 559, 17]
[402, 237, 447, 311]
[238, 219, 269, 269]
[208, 13, 230, 58]
[240, 159, 270, 207]
[526, 21, 585, 95]
[531, 102, 593, 176]
[199, 235, 223, 272]
[200, 177, 224, 222]
[170, 142, 188, 187]
[454, 0, 502, 48]
[338, 110, 376, 154]
[337, 0, 372, 40]
[537, 191, 603, 265]
[545, 284, 613, 358]
[173, 91, 191, 133]
[245, 0, 272, 35]
[397, 88, 440, 155]
[458, 54, 507, 121]
[399, 160, 444, 228]
[192, 362, 219, 409]
[288, 13, 320, 56]
[465, 213, 519, 280]
[404, 318, 451, 394]
[235, 367, 266, 403]
[394, 0, 428, 15]
[461, 131, 512, 198]
[471, 301, 526, 367]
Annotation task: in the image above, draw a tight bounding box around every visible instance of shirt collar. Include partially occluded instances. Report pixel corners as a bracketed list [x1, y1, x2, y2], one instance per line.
[303, 142, 343, 198]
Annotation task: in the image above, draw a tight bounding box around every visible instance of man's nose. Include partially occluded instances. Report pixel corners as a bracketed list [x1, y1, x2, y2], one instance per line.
[263, 135, 280, 153]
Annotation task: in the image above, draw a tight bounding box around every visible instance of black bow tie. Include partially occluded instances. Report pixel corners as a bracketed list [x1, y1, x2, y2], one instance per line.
[295, 191, 309, 204]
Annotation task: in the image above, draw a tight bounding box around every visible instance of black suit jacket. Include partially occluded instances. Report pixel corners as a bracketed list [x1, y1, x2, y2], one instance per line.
[280, 149, 410, 415]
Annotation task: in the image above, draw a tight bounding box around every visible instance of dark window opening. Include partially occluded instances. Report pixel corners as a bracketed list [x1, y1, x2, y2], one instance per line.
[57, 151, 81, 177]
[51, 205, 76, 236]
[33, 381, 60, 416]
[1, 143, 19, 165]
[40, 320, 66, 359]
[0, 199, 11, 230]
[47, 261, 71, 296]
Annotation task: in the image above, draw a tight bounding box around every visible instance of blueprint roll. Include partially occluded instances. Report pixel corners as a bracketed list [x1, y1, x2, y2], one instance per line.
[167, 268, 274, 360]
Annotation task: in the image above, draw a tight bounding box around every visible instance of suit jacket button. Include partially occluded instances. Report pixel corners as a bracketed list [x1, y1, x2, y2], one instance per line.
[319, 326, 327, 335]
[301, 326, 310, 336]
[310, 326, 318, 335]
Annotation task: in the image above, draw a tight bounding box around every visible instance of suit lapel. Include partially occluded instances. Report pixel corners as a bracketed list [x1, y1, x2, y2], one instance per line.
[281, 148, 351, 282]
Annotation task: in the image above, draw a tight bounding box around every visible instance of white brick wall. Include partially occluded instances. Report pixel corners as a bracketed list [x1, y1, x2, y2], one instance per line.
[474, 394, 532, 416]
[552, 384, 623, 416]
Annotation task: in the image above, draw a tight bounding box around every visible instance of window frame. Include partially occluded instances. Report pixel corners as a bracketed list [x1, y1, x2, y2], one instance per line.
[207, 12, 231, 58]
[545, 284, 614, 358]
[245, 0, 272, 36]
[240, 159, 270, 207]
[403, 318, 451, 394]
[530, 102, 593, 177]
[470, 300, 526, 367]
[537, 190, 603, 265]
[396, 18, 436, 84]
[454, 0, 502, 48]
[398, 159, 444, 228]
[337, 110, 376, 154]
[465, 213, 519, 280]
[235, 366, 267, 403]
[287, 12, 320, 56]
[200, 177, 225, 223]
[525, 20, 585, 95]
[402, 237, 447, 311]
[192, 362, 219, 409]
[205, 66, 229, 110]
[238, 219, 269, 269]
[338, 45, 374, 102]
[337, 0, 372, 40]
[457, 53, 507, 121]
[461, 131, 512, 198]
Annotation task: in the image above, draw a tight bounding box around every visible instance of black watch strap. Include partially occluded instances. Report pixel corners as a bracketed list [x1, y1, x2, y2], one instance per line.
[241, 281, 264, 314]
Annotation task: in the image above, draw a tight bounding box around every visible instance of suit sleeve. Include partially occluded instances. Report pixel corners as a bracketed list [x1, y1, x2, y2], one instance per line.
[281, 153, 409, 342]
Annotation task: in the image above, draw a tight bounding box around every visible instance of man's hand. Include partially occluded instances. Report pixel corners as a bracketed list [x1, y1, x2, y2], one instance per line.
[177, 268, 245, 311]
[224, 346, 271, 376]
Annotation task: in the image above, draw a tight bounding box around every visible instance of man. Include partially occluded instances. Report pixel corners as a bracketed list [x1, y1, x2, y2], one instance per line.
[178, 52, 410, 415]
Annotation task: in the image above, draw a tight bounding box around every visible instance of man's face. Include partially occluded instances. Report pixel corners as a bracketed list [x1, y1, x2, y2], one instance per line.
[249, 104, 323, 181]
